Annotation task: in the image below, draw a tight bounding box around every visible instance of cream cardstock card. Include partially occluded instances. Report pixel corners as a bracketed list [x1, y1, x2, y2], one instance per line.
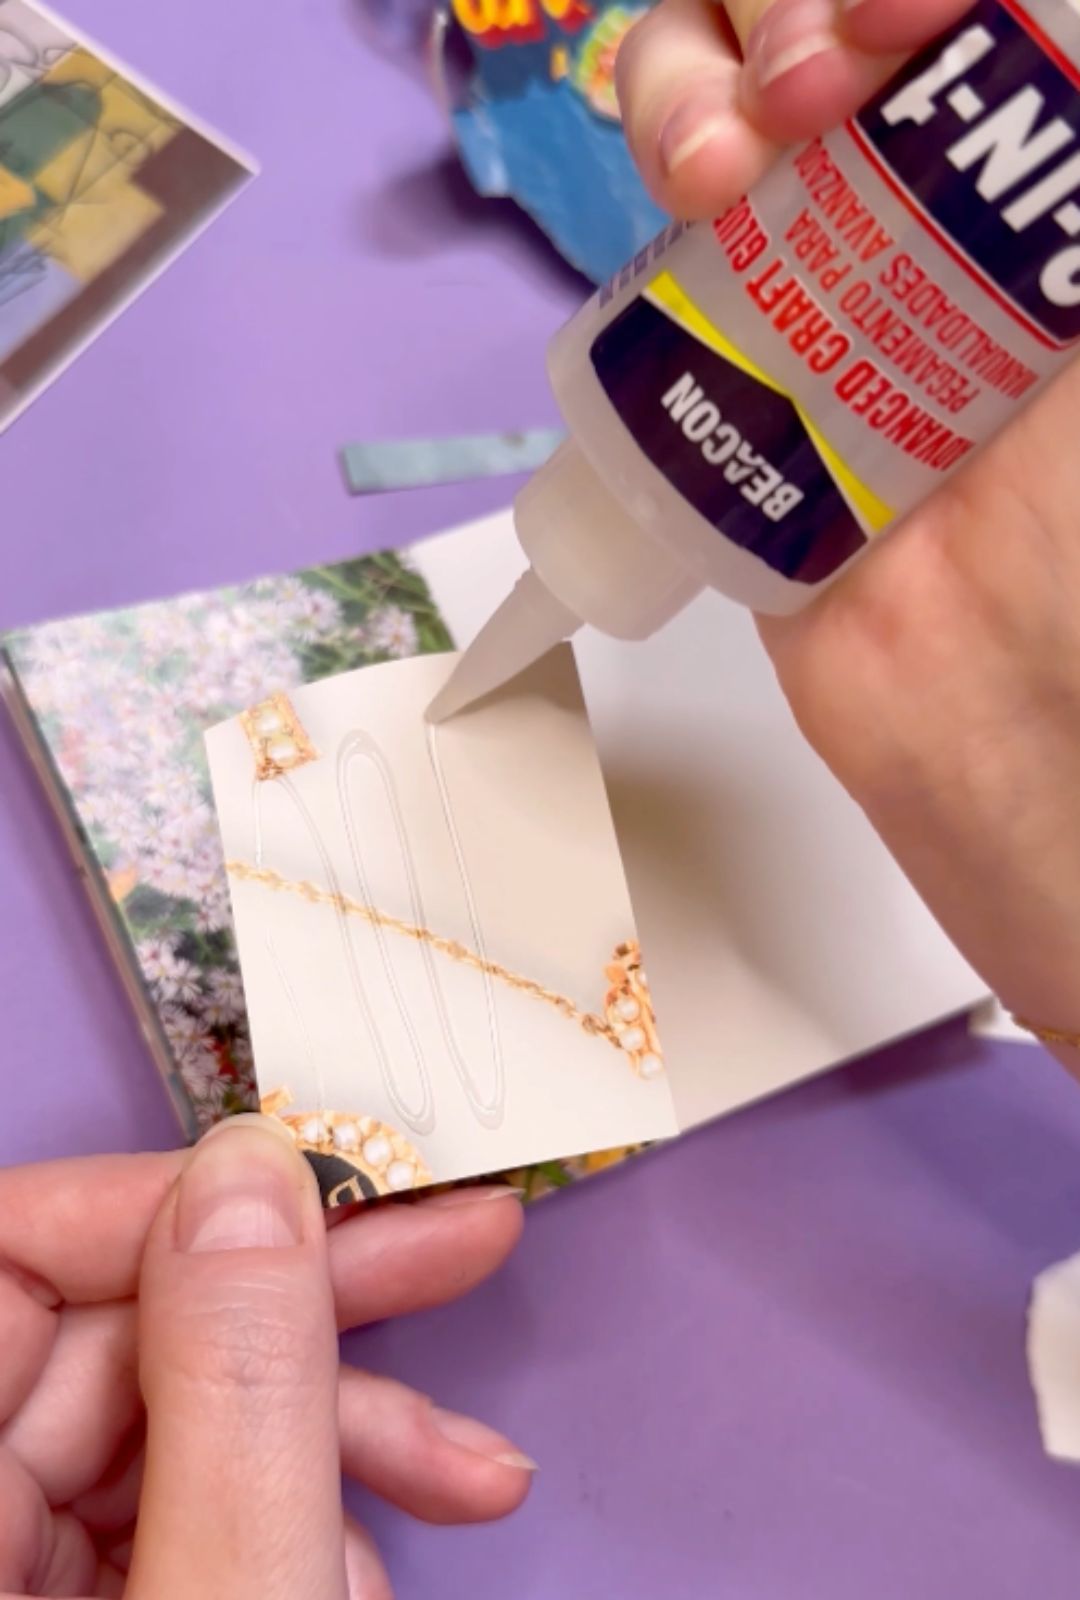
[206, 648, 680, 1204]
[414, 511, 986, 1131]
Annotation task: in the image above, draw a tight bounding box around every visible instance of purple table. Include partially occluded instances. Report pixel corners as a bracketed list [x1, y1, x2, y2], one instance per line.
[4, 3, 1080, 1594]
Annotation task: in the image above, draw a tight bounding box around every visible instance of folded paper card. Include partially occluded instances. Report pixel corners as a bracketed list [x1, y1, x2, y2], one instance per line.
[415, 512, 987, 1136]
[205, 649, 680, 1202]
[3, 507, 988, 1203]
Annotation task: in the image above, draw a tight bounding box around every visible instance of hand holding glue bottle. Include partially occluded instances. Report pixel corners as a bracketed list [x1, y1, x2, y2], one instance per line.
[431, 0, 1080, 1082]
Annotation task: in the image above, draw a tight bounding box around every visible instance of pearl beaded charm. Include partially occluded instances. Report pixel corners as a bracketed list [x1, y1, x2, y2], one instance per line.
[603, 940, 664, 1080]
[361, 1134, 392, 1168]
[241, 693, 318, 780]
[259, 1088, 432, 1202]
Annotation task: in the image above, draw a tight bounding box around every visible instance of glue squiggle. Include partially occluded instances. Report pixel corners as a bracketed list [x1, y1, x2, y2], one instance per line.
[253, 772, 436, 1136]
[337, 729, 505, 1129]
[426, 723, 505, 1126]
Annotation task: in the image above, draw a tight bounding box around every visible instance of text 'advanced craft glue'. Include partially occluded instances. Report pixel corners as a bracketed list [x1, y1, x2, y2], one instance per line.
[428, 0, 1080, 721]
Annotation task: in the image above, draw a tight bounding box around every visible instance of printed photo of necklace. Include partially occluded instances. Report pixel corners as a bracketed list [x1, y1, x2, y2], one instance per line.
[228, 680, 668, 1203]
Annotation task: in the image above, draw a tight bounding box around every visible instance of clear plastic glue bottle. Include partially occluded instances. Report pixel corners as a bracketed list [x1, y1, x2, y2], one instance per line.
[428, 0, 1080, 721]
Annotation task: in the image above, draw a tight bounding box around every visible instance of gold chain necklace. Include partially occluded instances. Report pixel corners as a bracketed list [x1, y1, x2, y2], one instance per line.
[224, 858, 664, 1078]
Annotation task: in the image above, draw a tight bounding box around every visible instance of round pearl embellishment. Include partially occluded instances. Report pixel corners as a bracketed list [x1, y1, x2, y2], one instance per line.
[260, 1091, 432, 1198]
[362, 1134, 392, 1168]
[602, 942, 663, 1079]
[265, 735, 297, 765]
[243, 695, 317, 782]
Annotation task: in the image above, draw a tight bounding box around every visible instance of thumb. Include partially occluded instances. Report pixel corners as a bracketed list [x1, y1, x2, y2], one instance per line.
[127, 1115, 348, 1600]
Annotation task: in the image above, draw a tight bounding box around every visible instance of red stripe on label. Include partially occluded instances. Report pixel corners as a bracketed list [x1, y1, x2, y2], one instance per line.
[845, 119, 1065, 352]
[998, 0, 1080, 91]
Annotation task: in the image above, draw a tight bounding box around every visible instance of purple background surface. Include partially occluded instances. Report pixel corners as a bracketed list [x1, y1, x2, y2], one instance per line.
[3, 2, 1080, 1595]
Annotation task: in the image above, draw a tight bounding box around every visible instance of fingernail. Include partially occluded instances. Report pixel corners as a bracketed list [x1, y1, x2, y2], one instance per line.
[757, 31, 839, 85]
[659, 75, 738, 175]
[427, 1184, 526, 1208]
[745, 0, 841, 91]
[201, 1110, 298, 1148]
[177, 1115, 304, 1253]
[431, 1406, 539, 1471]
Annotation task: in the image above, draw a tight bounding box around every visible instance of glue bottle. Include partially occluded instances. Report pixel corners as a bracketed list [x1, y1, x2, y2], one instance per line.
[428, 0, 1080, 721]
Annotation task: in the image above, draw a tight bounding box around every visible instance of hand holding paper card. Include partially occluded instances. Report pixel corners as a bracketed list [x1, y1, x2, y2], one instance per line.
[206, 648, 679, 1204]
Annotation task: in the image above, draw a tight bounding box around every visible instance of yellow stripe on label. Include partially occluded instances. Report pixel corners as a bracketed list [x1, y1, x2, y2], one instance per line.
[647, 272, 894, 535]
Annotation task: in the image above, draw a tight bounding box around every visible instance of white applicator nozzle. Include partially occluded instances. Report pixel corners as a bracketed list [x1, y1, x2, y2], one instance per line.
[425, 439, 702, 723]
[425, 567, 583, 724]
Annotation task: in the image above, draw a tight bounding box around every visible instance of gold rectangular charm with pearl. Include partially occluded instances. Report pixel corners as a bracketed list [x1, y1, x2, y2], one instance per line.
[240, 693, 318, 780]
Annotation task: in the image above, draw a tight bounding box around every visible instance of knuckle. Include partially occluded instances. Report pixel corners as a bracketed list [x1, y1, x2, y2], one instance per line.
[199, 1310, 309, 1394]
[170, 1278, 324, 1400]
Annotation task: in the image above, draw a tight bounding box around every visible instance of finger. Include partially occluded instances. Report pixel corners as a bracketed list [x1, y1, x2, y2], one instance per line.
[30, 1510, 99, 1598]
[1, 1303, 139, 1506]
[127, 1117, 348, 1600]
[617, 0, 970, 218]
[0, 1185, 522, 1518]
[0, 1269, 58, 1425]
[343, 1517, 392, 1600]
[99, 1535, 134, 1576]
[838, 0, 974, 55]
[70, 1433, 144, 1535]
[0, 1146, 519, 1318]
[737, 0, 974, 144]
[0, 1152, 183, 1305]
[738, 0, 903, 146]
[68, 1355, 536, 1542]
[617, 0, 777, 219]
[0, 1447, 100, 1597]
[339, 1367, 534, 1525]
[0, 1447, 50, 1591]
[329, 1186, 523, 1330]
[96, 1561, 128, 1598]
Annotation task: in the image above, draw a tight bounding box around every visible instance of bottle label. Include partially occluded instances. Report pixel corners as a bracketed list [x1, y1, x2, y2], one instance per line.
[591, 294, 866, 582]
[855, 0, 1080, 347]
[581, 0, 1079, 589]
